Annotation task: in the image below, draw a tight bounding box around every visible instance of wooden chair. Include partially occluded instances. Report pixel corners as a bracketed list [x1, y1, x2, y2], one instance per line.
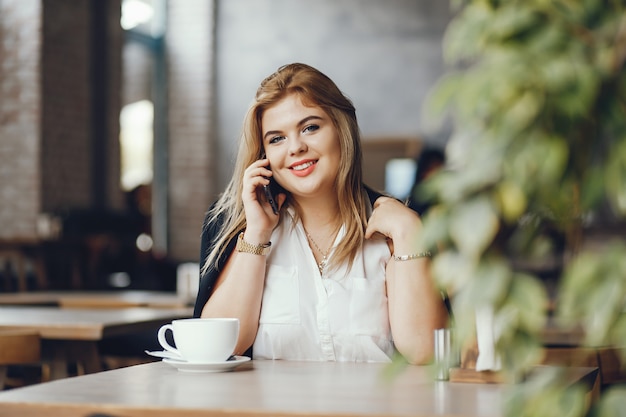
[0, 329, 41, 389]
[0, 239, 48, 292]
[542, 346, 626, 388]
[597, 347, 626, 385]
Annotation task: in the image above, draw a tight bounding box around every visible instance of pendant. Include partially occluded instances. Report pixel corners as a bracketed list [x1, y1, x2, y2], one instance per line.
[318, 257, 327, 275]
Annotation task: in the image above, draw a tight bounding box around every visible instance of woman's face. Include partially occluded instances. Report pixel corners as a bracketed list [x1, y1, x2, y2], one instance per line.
[261, 93, 341, 199]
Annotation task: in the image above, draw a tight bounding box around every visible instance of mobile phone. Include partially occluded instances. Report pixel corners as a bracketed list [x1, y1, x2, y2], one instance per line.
[263, 178, 281, 215]
[260, 153, 282, 215]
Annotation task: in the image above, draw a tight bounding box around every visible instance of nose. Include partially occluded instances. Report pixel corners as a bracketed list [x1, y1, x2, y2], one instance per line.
[287, 134, 307, 156]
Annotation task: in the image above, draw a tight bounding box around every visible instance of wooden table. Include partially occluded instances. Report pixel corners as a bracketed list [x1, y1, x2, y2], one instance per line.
[0, 360, 600, 417]
[539, 318, 625, 386]
[0, 306, 192, 380]
[0, 290, 191, 308]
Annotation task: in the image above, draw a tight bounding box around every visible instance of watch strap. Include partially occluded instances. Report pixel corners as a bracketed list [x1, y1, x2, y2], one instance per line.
[236, 232, 271, 256]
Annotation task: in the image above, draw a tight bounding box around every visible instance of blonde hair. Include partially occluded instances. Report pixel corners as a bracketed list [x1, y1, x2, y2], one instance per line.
[202, 63, 369, 275]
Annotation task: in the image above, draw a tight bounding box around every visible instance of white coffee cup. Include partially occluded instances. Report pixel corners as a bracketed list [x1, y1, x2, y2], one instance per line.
[157, 318, 239, 363]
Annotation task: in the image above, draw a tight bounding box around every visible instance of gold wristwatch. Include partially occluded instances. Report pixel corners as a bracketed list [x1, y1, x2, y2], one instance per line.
[236, 232, 271, 256]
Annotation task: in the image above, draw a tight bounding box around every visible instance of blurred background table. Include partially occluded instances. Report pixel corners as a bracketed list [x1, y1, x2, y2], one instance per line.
[0, 290, 191, 308]
[0, 305, 192, 381]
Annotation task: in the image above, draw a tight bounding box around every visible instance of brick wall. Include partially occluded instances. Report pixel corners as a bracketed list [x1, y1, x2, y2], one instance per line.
[0, 0, 122, 241]
[105, 0, 123, 211]
[41, 0, 92, 210]
[0, 0, 42, 239]
[41, 0, 123, 212]
[166, 0, 216, 262]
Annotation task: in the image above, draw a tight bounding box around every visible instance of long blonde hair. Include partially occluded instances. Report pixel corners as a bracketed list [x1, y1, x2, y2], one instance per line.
[202, 63, 369, 275]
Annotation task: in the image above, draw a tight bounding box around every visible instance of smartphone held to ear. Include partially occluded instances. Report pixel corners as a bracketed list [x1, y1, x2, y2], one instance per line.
[260, 154, 283, 215]
[263, 179, 281, 215]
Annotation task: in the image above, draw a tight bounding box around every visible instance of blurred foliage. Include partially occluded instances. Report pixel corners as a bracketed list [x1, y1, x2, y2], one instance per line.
[504, 367, 588, 417]
[422, 0, 626, 416]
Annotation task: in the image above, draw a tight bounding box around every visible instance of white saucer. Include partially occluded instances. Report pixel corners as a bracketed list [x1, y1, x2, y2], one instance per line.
[145, 350, 183, 360]
[163, 356, 251, 373]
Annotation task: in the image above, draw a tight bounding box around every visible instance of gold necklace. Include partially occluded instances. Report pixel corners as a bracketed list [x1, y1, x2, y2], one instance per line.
[304, 228, 337, 275]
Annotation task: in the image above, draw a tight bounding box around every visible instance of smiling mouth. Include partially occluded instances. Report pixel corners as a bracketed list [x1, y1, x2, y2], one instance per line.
[290, 160, 317, 171]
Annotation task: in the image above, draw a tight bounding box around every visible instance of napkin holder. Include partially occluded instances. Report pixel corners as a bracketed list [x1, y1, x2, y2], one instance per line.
[449, 305, 506, 384]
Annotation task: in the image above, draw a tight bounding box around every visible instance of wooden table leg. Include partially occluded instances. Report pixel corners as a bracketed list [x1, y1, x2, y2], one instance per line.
[74, 341, 102, 375]
[41, 340, 103, 381]
[0, 365, 7, 390]
[42, 340, 69, 381]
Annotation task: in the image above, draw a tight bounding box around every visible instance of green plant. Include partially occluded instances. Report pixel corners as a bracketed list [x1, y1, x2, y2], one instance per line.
[421, 0, 626, 415]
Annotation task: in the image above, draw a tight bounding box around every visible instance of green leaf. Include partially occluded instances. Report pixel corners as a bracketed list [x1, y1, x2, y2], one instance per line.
[504, 367, 588, 417]
[558, 251, 602, 318]
[467, 256, 513, 306]
[504, 273, 548, 334]
[608, 313, 626, 350]
[593, 386, 626, 417]
[580, 166, 607, 211]
[431, 250, 476, 292]
[449, 196, 500, 258]
[498, 329, 544, 380]
[534, 135, 569, 188]
[558, 243, 626, 346]
[418, 206, 449, 251]
[584, 278, 623, 346]
[443, 2, 494, 62]
[496, 180, 528, 223]
[502, 90, 543, 134]
[605, 138, 626, 215]
[550, 62, 600, 118]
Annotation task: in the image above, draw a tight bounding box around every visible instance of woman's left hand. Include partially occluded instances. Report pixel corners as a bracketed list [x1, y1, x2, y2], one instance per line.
[365, 196, 422, 244]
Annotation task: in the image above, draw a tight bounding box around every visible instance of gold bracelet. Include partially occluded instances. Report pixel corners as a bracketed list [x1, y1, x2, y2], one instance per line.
[393, 251, 431, 261]
[236, 232, 271, 256]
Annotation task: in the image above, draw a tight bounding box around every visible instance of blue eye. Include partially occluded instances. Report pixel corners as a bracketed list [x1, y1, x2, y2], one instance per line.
[269, 135, 286, 144]
[303, 125, 319, 134]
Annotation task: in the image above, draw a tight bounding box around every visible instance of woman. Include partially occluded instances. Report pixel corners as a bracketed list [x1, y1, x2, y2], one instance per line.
[193, 63, 447, 364]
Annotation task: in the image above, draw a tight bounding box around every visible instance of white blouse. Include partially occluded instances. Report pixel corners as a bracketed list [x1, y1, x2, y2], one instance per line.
[252, 208, 394, 362]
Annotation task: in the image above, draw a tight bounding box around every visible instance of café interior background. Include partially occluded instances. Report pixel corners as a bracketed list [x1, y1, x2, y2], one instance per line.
[0, 0, 453, 292]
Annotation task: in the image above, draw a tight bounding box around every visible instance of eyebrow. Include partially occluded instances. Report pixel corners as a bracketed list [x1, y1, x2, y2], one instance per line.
[263, 115, 324, 141]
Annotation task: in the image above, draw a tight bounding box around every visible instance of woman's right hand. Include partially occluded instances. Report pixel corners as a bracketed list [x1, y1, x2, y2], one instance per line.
[241, 158, 285, 241]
